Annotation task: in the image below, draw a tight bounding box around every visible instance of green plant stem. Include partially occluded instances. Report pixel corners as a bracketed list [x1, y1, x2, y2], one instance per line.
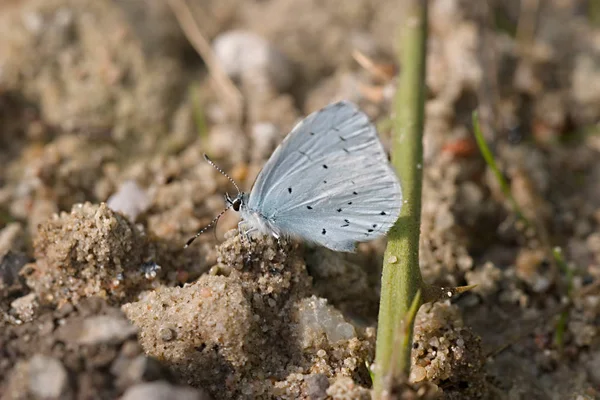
[396, 289, 422, 357]
[590, 0, 600, 26]
[472, 111, 529, 226]
[552, 247, 573, 349]
[190, 85, 208, 141]
[373, 1, 427, 396]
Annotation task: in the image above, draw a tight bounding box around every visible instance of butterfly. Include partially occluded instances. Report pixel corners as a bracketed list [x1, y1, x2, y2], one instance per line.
[186, 101, 402, 252]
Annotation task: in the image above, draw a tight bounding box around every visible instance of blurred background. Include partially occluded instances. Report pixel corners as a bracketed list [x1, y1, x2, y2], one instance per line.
[1, 0, 600, 399]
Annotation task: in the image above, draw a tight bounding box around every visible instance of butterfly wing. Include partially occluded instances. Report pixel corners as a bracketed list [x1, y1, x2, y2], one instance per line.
[246, 101, 402, 251]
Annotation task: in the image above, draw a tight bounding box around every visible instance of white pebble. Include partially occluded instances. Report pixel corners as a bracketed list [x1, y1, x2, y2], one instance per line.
[251, 122, 280, 161]
[296, 296, 356, 348]
[28, 355, 68, 398]
[213, 30, 294, 92]
[107, 180, 151, 222]
[410, 365, 427, 382]
[77, 315, 138, 345]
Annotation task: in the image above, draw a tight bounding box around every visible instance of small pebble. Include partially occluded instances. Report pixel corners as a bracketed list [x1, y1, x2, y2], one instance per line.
[251, 122, 280, 161]
[107, 180, 151, 222]
[77, 315, 138, 345]
[213, 30, 294, 92]
[410, 365, 427, 382]
[0, 250, 29, 288]
[305, 373, 329, 400]
[159, 327, 175, 342]
[28, 355, 69, 399]
[296, 296, 356, 348]
[121, 381, 211, 400]
[10, 293, 38, 323]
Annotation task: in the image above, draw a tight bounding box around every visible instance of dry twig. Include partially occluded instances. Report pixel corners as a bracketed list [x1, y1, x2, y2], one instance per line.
[167, 0, 243, 121]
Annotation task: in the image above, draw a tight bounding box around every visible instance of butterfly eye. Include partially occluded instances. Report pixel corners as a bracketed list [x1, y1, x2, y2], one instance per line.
[232, 198, 242, 212]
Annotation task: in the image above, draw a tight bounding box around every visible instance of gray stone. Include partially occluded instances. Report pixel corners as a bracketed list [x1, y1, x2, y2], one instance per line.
[305, 373, 329, 400]
[0, 251, 29, 288]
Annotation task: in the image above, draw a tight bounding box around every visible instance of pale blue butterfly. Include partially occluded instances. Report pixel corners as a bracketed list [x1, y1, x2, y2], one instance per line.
[186, 101, 402, 252]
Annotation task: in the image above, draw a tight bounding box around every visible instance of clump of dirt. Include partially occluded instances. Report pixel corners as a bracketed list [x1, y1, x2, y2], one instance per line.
[23, 202, 151, 306]
[412, 302, 486, 399]
[123, 233, 374, 399]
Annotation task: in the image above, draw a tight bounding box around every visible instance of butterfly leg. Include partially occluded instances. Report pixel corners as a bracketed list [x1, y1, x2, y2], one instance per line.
[237, 221, 251, 246]
[274, 235, 283, 249]
[268, 229, 285, 249]
[238, 221, 261, 248]
[237, 221, 258, 266]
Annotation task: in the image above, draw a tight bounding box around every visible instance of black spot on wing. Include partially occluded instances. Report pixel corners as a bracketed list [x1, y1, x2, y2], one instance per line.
[307, 206, 313, 210]
[322, 228, 327, 235]
[288, 187, 292, 194]
[323, 164, 328, 169]
[380, 211, 387, 215]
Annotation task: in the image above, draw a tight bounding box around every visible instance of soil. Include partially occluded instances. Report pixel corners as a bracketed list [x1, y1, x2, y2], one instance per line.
[1, 0, 600, 399]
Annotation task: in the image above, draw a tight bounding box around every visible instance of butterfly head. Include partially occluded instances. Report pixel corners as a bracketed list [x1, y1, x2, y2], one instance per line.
[184, 154, 247, 248]
[226, 192, 245, 212]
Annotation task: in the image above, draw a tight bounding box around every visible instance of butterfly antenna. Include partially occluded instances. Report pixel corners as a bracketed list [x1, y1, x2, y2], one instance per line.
[184, 205, 231, 248]
[204, 154, 241, 194]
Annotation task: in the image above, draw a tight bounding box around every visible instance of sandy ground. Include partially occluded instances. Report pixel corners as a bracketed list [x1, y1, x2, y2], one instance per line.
[1, 0, 600, 399]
